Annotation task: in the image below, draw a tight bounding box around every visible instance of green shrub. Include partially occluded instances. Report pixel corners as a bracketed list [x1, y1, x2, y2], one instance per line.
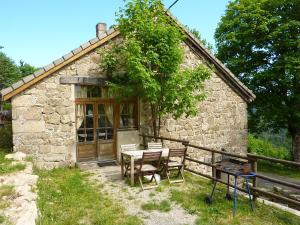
[0, 123, 13, 151]
[248, 134, 292, 160]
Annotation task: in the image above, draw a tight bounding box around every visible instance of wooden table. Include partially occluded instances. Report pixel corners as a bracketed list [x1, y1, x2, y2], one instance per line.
[121, 148, 169, 186]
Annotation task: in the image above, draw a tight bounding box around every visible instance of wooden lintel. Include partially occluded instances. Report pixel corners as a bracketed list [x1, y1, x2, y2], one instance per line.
[59, 76, 108, 86]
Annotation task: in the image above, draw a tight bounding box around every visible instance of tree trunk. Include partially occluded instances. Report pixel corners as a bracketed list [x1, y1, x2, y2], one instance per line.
[150, 104, 157, 138]
[292, 130, 300, 162]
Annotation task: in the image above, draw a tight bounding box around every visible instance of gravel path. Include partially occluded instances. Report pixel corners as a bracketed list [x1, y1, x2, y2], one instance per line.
[84, 164, 196, 225]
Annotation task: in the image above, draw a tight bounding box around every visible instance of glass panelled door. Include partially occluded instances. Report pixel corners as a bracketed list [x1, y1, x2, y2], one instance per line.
[76, 102, 116, 162]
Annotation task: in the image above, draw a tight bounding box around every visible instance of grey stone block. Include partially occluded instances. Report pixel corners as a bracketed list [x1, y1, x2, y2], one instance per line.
[34, 68, 46, 77]
[89, 37, 99, 44]
[43, 63, 55, 72]
[22, 74, 35, 83]
[98, 32, 107, 40]
[81, 41, 91, 50]
[62, 52, 74, 60]
[0, 86, 13, 96]
[106, 28, 115, 36]
[53, 57, 64, 66]
[72, 47, 83, 55]
[12, 80, 25, 90]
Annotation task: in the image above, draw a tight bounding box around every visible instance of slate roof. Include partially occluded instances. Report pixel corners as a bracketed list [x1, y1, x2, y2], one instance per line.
[0, 13, 255, 102]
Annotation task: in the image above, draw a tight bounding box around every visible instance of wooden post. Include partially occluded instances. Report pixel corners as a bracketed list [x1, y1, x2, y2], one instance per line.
[212, 152, 216, 178]
[142, 134, 146, 149]
[251, 158, 258, 201]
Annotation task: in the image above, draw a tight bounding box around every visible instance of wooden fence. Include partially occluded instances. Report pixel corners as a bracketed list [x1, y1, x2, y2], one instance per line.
[140, 134, 300, 208]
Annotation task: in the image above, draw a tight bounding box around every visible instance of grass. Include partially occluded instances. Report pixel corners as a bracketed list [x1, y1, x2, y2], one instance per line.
[0, 185, 15, 225]
[141, 200, 171, 212]
[0, 185, 15, 210]
[169, 173, 300, 225]
[258, 161, 300, 179]
[36, 168, 143, 225]
[0, 151, 26, 175]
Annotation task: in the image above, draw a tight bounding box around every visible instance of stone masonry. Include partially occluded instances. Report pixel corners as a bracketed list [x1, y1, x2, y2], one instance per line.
[11, 36, 248, 170]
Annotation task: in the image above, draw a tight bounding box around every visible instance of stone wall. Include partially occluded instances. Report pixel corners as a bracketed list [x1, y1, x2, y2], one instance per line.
[11, 40, 113, 169]
[11, 36, 248, 170]
[140, 43, 248, 173]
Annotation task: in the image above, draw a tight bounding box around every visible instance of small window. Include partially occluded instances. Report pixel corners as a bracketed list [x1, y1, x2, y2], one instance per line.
[75, 85, 101, 98]
[119, 102, 137, 128]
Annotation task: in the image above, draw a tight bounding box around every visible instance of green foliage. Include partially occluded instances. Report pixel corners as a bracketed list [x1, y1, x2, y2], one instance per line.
[2, 102, 11, 110]
[248, 134, 292, 160]
[0, 49, 37, 88]
[0, 51, 21, 87]
[100, 0, 212, 136]
[18, 60, 38, 77]
[0, 123, 13, 150]
[215, 0, 300, 159]
[189, 28, 214, 53]
[141, 200, 171, 212]
[0, 152, 26, 175]
[37, 168, 142, 225]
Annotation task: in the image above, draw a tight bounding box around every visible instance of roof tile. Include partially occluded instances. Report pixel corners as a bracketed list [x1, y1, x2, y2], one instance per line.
[89, 37, 99, 44]
[72, 47, 83, 55]
[22, 74, 35, 83]
[106, 28, 115, 36]
[98, 32, 108, 40]
[63, 52, 74, 60]
[81, 41, 91, 49]
[53, 57, 64, 66]
[43, 63, 55, 72]
[33, 68, 46, 77]
[12, 80, 24, 90]
[0, 87, 13, 96]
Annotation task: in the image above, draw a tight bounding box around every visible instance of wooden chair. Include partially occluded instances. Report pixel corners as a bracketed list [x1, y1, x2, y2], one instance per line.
[163, 148, 187, 184]
[121, 144, 138, 177]
[147, 142, 163, 150]
[136, 151, 162, 190]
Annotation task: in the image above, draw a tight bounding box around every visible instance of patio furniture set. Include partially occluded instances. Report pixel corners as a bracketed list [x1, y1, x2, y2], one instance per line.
[120, 142, 187, 190]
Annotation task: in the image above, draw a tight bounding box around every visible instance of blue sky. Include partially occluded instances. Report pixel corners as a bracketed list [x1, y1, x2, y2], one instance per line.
[0, 0, 229, 67]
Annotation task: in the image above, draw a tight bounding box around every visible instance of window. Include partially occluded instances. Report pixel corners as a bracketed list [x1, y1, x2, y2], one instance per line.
[97, 104, 114, 140]
[75, 86, 101, 98]
[119, 102, 137, 129]
[76, 104, 94, 142]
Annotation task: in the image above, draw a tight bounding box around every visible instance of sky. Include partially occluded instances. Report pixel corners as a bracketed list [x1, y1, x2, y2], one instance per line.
[0, 0, 230, 67]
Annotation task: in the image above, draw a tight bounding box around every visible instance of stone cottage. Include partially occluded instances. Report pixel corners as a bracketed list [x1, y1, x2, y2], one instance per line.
[0, 14, 255, 169]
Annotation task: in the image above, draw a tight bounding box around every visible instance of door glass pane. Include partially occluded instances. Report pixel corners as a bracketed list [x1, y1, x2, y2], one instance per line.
[76, 104, 85, 129]
[86, 104, 94, 129]
[97, 104, 113, 140]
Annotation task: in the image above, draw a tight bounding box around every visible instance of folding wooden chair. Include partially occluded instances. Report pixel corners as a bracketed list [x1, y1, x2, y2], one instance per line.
[136, 151, 162, 190]
[120, 144, 138, 177]
[163, 148, 187, 184]
[147, 142, 163, 150]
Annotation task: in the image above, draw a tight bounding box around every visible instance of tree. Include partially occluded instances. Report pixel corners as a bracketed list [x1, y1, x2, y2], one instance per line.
[18, 60, 37, 77]
[0, 51, 21, 87]
[215, 0, 300, 161]
[189, 28, 214, 53]
[100, 0, 212, 137]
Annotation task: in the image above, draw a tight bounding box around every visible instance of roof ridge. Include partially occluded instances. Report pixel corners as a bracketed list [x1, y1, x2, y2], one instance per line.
[0, 27, 117, 98]
[1, 12, 255, 102]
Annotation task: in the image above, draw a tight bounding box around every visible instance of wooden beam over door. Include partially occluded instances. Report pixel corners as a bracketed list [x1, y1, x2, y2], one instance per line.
[60, 76, 108, 86]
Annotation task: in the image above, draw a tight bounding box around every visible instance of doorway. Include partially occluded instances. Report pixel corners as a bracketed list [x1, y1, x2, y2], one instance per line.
[76, 101, 115, 162]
